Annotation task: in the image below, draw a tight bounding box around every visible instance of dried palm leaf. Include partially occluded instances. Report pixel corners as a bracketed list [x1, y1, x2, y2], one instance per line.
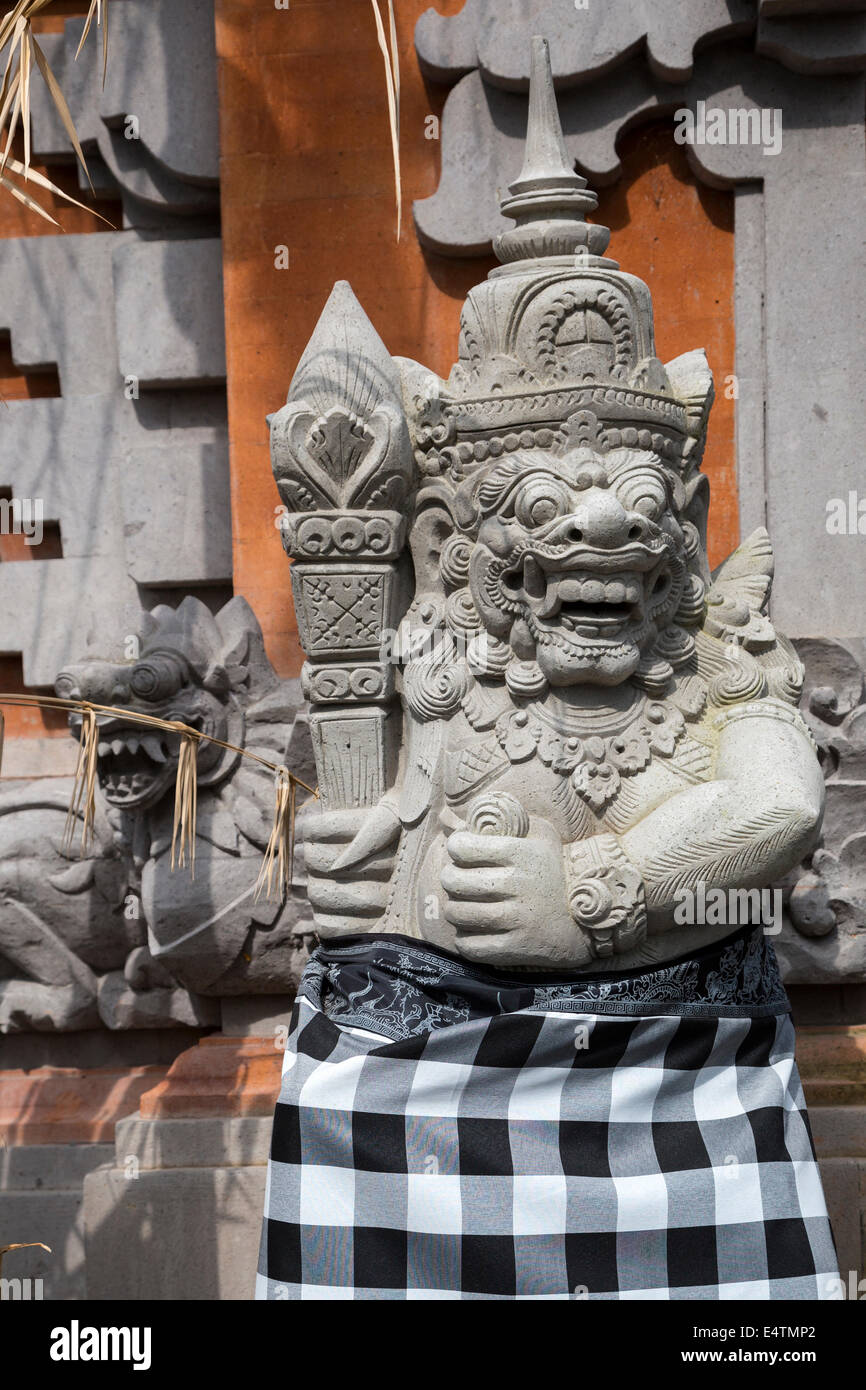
[19, 11, 29, 169]
[255, 766, 297, 902]
[0, 0, 109, 221]
[0, 165, 57, 221]
[370, 0, 401, 241]
[0, 152, 112, 224]
[75, 0, 107, 84]
[31, 30, 93, 187]
[0, 1241, 51, 1279]
[388, 0, 399, 144]
[1, 73, 21, 170]
[170, 731, 198, 876]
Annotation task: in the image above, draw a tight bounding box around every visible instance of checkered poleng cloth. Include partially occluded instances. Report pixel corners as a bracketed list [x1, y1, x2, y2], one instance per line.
[256, 927, 839, 1300]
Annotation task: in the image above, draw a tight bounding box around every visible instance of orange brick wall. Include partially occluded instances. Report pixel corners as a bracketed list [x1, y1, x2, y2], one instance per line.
[596, 123, 737, 569]
[215, 0, 480, 676]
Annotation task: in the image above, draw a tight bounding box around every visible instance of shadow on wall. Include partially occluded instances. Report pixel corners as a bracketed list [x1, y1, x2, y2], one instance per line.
[594, 119, 737, 569]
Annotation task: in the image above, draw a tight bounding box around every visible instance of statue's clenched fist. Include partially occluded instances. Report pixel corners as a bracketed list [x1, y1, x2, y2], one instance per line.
[441, 817, 593, 969]
[298, 802, 399, 939]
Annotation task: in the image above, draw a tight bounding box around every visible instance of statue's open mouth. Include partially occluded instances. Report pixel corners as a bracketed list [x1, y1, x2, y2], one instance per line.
[546, 574, 644, 632]
[96, 728, 177, 808]
[70, 710, 212, 810]
[503, 543, 672, 642]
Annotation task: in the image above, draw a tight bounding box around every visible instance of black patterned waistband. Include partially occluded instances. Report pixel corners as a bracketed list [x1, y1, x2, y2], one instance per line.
[300, 925, 790, 1041]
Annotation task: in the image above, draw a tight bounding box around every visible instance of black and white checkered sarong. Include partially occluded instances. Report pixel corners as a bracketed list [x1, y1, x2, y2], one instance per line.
[257, 925, 838, 1300]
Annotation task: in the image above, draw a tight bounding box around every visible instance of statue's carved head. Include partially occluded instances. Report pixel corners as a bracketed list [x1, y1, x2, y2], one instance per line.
[55, 597, 286, 812]
[457, 445, 696, 687]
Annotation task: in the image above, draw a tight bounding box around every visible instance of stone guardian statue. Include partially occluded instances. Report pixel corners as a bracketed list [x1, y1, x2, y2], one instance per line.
[258, 38, 838, 1302]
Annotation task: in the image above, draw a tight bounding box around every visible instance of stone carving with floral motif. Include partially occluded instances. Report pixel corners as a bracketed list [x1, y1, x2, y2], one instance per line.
[0, 597, 315, 1032]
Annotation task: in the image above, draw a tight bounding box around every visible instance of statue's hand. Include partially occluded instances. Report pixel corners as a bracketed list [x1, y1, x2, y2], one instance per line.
[442, 817, 594, 969]
[299, 802, 399, 939]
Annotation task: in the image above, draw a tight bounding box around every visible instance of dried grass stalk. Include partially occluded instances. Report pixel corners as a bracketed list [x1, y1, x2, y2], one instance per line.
[0, 692, 319, 884]
[170, 731, 198, 876]
[63, 705, 98, 856]
[0, 0, 109, 222]
[255, 767, 297, 902]
[0, 1241, 51, 1279]
[371, 0, 401, 240]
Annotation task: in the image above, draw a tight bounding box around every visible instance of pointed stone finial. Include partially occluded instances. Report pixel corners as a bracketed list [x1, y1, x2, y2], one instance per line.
[270, 280, 414, 515]
[495, 35, 611, 265]
[513, 35, 587, 194]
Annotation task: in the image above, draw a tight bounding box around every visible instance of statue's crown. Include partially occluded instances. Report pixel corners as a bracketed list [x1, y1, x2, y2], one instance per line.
[406, 36, 713, 484]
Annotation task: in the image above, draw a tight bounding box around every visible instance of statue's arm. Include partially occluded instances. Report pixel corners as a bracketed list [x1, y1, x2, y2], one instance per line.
[617, 707, 823, 933]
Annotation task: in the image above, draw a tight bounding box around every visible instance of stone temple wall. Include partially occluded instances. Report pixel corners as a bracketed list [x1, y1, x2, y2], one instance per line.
[0, 0, 237, 1300]
[0, 0, 230, 774]
[0, 0, 864, 1299]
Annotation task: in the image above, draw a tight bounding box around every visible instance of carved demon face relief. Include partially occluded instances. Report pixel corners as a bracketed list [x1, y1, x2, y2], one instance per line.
[464, 446, 689, 687]
[56, 599, 251, 812]
[58, 655, 234, 811]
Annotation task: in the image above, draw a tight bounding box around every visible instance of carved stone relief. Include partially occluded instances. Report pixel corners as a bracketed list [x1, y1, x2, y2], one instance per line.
[0, 598, 315, 1033]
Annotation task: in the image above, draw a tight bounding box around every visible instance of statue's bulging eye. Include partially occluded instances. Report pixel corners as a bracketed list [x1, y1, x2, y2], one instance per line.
[529, 497, 558, 525]
[615, 470, 667, 521]
[514, 478, 570, 529]
[130, 657, 183, 703]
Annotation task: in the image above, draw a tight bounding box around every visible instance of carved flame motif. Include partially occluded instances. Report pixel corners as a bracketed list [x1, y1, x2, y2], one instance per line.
[282, 405, 395, 511]
[308, 409, 374, 492]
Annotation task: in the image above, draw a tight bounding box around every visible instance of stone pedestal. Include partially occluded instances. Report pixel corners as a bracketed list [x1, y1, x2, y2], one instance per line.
[0, 1143, 113, 1300]
[0, 1060, 168, 1301]
[81, 1035, 283, 1300]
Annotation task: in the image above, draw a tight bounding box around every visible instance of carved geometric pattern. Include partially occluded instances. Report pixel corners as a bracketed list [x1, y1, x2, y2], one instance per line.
[296, 572, 386, 656]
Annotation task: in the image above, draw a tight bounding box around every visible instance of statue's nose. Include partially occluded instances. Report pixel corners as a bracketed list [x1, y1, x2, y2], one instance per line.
[556, 488, 650, 549]
[55, 662, 131, 704]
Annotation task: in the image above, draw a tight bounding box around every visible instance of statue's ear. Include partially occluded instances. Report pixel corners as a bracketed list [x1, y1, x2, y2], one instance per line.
[408, 490, 456, 603]
[682, 471, 710, 566]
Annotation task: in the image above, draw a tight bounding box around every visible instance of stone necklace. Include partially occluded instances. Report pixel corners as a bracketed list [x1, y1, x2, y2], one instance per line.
[490, 688, 690, 813]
